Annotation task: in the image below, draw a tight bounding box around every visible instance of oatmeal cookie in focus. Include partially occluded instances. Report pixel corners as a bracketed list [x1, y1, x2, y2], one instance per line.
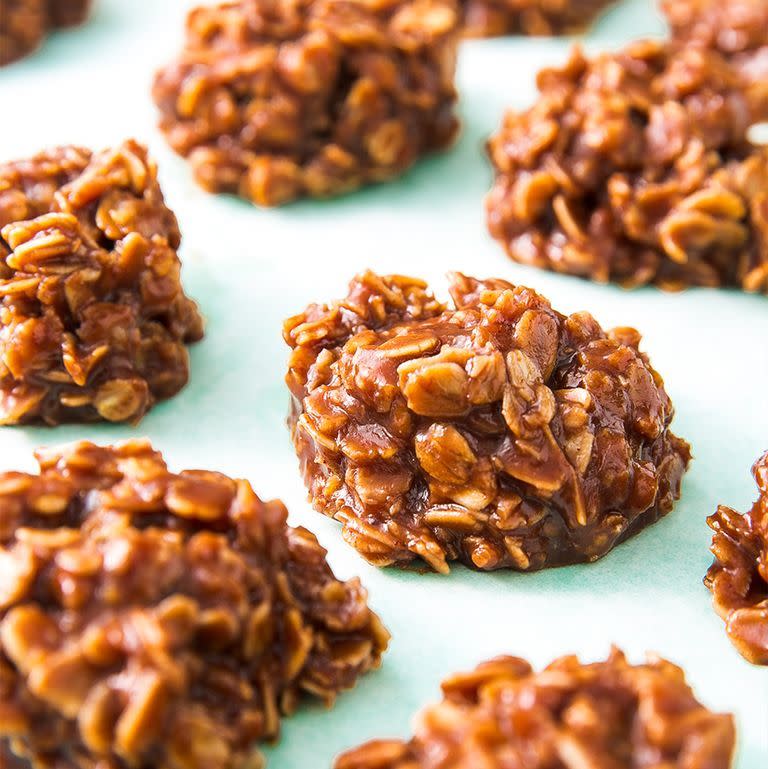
[0, 141, 204, 425]
[335, 649, 736, 769]
[486, 40, 768, 292]
[0, 0, 92, 66]
[284, 271, 691, 574]
[462, 0, 616, 38]
[661, 0, 768, 119]
[0, 439, 389, 769]
[706, 451, 768, 665]
[152, 0, 460, 206]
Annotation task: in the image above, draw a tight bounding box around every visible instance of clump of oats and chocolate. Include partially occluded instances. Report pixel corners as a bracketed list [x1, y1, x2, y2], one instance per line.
[0, 0, 92, 66]
[152, 0, 460, 206]
[706, 451, 768, 665]
[0, 141, 204, 425]
[335, 649, 736, 769]
[661, 0, 768, 118]
[462, 0, 616, 39]
[285, 271, 690, 574]
[0, 440, 389, 769]
[486, 39, 768, 292]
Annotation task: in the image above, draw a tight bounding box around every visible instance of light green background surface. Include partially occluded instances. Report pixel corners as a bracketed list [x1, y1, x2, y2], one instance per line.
[1, 0, 767, 766]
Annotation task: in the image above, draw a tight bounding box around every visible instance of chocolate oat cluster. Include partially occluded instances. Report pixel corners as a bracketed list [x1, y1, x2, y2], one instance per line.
[661, 0, 768, 118]
[0, 0, 92, 66]
[0, 440, 389, 769]
[0, 141, 204, 425]
[285, 271, 691, 574]
[47, 0, 92, 27]
[335, 649, 736, 769]
[462, 0, 616, 38]
[486, 39, 768, 291]
[152, 0, 460, 206]
[705, 451, 768, 665]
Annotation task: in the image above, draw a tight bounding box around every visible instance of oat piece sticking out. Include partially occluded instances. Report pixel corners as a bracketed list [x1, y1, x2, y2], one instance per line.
[486, 39, 768, 292]
[284, 271, 691, 574]
[661, 0, 768, 119]
[334, 649, 736, 769]
[462, 0, 616, 39]
[0, 141, 204, 425]
[0, 439, 389, 769]
[706, 451, 768, 665]
[0, 0, 92, 66]
[152, 0, 460, 206]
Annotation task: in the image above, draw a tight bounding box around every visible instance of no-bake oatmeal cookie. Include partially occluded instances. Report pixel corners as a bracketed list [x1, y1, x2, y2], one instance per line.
[285, 271, 691, 574]
[706, 451, 768, 665]
[0, 141, 204, 425]
[336, 649, 736, 769]
[152, 0, 460, 206]
[661, 0, 768, 119]
[462, 0, 616, 39]
[47, 0, 92, 28]
[0, 0, 92, 66]
[486, 39, 768, 291]
[0, 440, 389, 769]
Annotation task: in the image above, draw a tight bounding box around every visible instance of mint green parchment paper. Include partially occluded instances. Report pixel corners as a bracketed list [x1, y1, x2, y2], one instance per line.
[0, 0, 766, 766]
